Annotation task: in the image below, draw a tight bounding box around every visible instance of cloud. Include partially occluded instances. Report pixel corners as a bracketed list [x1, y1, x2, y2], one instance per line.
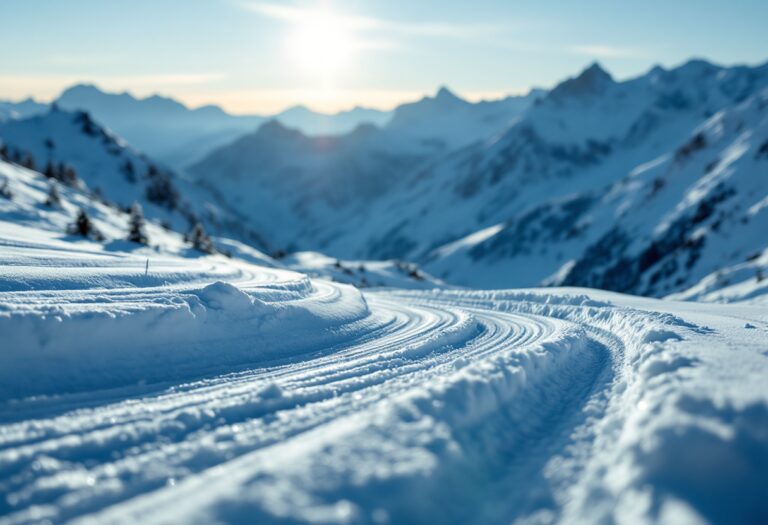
[243, 2, 380, 30]
[569, 45, 645, 59]
[238, 1, 501, 40]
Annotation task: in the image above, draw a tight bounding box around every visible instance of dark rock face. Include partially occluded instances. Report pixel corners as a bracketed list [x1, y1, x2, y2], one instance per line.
[562, 184, 737, 295]
[470, 194, 595, 261]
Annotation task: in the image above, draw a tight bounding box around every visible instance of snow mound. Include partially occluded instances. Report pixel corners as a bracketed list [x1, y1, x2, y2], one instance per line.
[195, 281, 265, 315]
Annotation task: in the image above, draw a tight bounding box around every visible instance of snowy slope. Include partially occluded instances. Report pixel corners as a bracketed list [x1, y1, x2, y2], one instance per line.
[0, 154, 440, 293]
[422, 83, 768, 300]
[0, 107, 268, 247]
[0, 163, 767, 523]
[556, 90, 768, 296]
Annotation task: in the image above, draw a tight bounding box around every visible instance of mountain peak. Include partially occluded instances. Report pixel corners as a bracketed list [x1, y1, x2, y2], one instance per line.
[59, 83, 106, 98]
[547, 62, 615, 102]
[277, 104, 316, 118]
[579, 62, 613, 85]
[676, 58, 720, 77]
[435, 86, 462, 103]
[257, 119, 306, 141]
[57, 83, 140, 109]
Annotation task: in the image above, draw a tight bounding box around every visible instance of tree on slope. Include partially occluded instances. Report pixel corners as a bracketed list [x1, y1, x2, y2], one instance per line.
[44, 161, 56, 179]
[45, 182, 61, 207]
[121, 159, 136, 183]
[186, 222, 215, 254]
[127, 202, 149, 245]
[21, 153, 35, 171]
[69, 208, 104, 241]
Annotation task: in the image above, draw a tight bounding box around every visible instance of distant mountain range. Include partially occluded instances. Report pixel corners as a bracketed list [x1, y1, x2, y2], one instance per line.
[0, 84, 392, 168]
[0, 98, 48, 120]
[188, 86, 543, 250]
[189, 58, 768, 300]
[1, 58, 766, 302]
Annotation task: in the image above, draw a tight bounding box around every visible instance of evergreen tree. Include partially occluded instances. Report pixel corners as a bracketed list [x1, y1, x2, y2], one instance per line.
[21, 153, 35, 171]
[121, 159, 136, 183]
[145, 172, 179, 210]
[44, 138, 55, 156]
[62, 165, 78, 186]
[127, 202, 149, 244]
[186, 222, 215, 254]
[75, 111, 97, 136]
[45, 182, 61, 207]
[69, 208, 103, 240]
[44, 161, 56, 179]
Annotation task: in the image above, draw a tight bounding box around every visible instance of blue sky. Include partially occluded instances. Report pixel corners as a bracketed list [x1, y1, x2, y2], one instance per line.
[1, 0, 767, 114]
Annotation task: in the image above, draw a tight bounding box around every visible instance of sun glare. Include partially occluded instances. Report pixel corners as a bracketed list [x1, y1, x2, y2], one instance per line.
[288, 9, 355, 77]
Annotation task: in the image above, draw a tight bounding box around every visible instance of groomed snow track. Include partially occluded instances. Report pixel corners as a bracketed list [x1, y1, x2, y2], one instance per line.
[1, 240, 767, 524]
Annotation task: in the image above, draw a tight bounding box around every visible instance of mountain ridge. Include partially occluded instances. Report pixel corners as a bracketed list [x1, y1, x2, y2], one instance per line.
[188, 58, 768, 301]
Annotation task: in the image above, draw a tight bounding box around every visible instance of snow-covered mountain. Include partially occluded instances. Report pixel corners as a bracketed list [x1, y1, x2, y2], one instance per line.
[54, 84, 266, 168]
[47, 84, 393, 167]
[189, 59, 767, 301]
[188, 87, 543, 249]
[0, 106, 266, 246]
[2, 60, 764, 302]
[555, 90, 768, 297]
[413, 60, 768, 299]
[188, 120, 425, 249]
[0, 97, 48, 121]
[385, 86, 544, 150]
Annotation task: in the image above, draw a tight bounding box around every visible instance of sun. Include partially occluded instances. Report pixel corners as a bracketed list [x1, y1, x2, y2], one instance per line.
[287, 9, 355, 77]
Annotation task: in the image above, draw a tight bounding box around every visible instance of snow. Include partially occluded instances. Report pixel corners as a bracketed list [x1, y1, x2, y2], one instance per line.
[1, 57, 768, 525]
[283, 251, 445, 289]
[0, 106, 266, 248]
[186, 88, 540, 252]
[1, 156, 767, 524]
[182, 59, 768, 304]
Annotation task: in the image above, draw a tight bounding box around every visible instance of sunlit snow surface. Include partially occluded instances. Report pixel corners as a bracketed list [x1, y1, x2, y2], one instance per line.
[0, 162, 767, 524]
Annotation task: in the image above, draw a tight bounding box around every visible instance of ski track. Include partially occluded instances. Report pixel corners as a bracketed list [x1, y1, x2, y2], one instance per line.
[1, 240, 762, 524]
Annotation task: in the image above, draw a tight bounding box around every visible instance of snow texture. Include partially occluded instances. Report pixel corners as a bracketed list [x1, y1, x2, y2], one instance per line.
[0, 158, 766, 525]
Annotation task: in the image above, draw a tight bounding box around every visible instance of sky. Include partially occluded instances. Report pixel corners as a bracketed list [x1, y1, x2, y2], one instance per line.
[1, 0, 767, 115]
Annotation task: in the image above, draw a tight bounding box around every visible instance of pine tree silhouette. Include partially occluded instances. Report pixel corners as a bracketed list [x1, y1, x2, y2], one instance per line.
[69, 208, 103, 240]
[121, 159, 136, 183]
[186, 222, 215, 254]
[21, 153, 35, 170]
[44, 161, 55, 179]
[127, 202, 149, 244]
[45, 183, 61, 207]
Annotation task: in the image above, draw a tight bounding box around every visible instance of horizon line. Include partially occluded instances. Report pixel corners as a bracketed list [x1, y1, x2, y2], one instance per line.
[3, 55, 767, 116]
